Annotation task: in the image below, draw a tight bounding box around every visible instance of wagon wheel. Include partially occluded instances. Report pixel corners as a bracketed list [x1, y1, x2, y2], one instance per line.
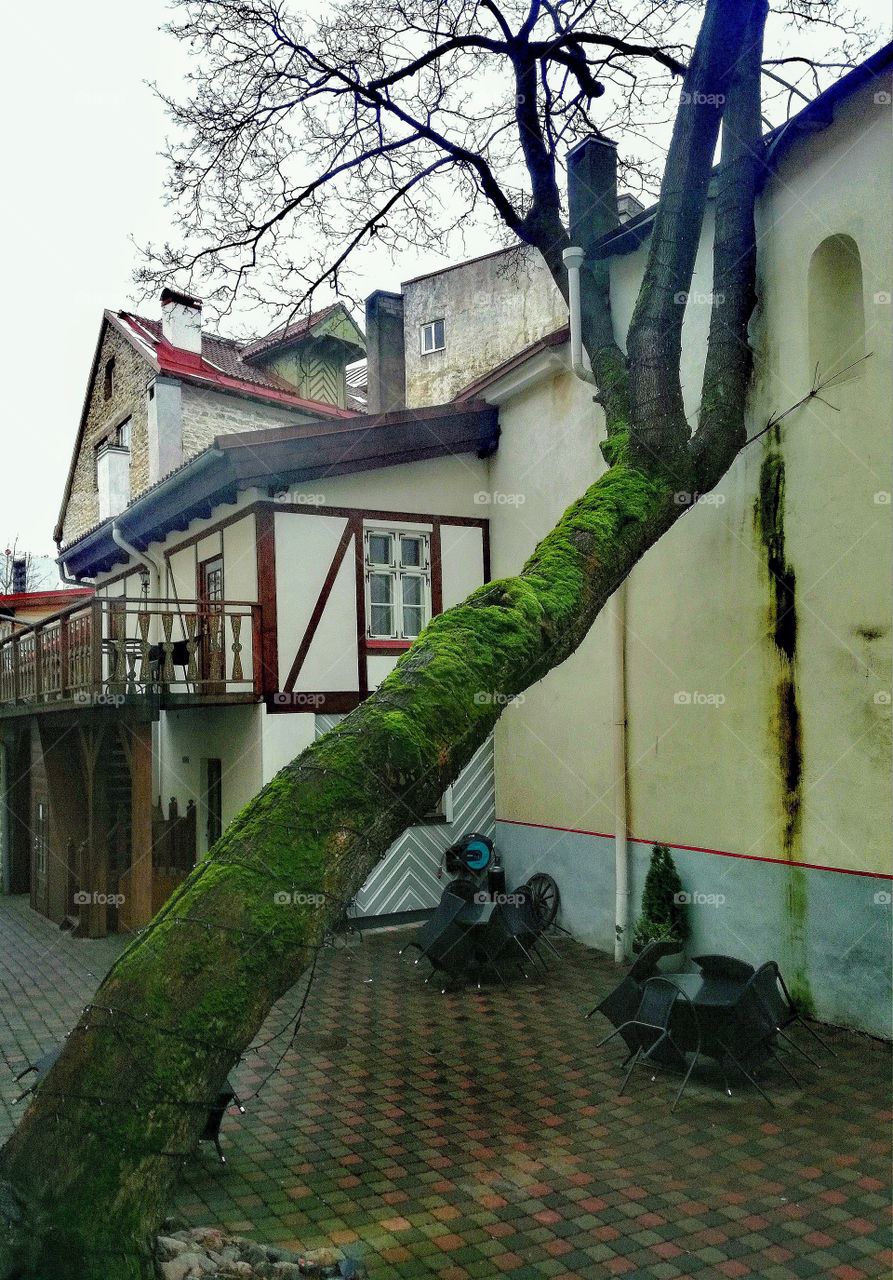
[524, 873, 560, 928]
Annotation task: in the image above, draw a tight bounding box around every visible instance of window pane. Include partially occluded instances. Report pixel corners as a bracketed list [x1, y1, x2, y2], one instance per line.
[368, 533, 392, 565]
[433, 319, 445, 349]
[369, 573, 393, 604]
[369, 572, 394, 636]
[402, 575, 423, 607]
[402, 605, 424, 638]
[371, 604, 394, 635]
[400, 536, 423, 568]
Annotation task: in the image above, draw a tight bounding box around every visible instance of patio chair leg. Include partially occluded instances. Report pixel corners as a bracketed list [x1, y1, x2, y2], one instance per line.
[671, 1049, 699, 1113]
[771, 1050, 801, 1088]
[720, 1065, 733, 1097]
[538, 933, 561, 960]
[797, 1017, 836, 1056]
[778, 1028, 819, 1067]
[584, 1003, 600, 1020]
[723, 1050, 774, 1107]
[594, 1022, 635, 1051]
[618, 1047, 642, 1096]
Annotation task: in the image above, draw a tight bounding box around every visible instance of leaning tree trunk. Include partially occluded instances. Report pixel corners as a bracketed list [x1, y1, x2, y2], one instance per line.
[0, 2, 766, 1274]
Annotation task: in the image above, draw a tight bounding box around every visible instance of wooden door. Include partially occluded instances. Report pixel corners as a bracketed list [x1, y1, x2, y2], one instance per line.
[198, 555, 225, 690]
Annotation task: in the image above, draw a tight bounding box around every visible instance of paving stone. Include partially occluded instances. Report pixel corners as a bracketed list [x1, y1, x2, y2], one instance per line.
[0, 899, 889, 1280]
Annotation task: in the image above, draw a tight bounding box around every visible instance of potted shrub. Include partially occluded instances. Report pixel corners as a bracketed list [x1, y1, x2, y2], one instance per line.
[633, 843, 690, 954]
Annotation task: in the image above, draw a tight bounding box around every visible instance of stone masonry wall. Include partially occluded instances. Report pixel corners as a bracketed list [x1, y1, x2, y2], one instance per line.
[180, 385, 318, 457]
[403, 245, 567, 407]
[62, 323, 151, 545]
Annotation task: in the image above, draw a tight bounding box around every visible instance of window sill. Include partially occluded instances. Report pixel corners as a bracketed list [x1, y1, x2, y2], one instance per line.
[366, 638, 414, 653]
[418, 813, 448, 826]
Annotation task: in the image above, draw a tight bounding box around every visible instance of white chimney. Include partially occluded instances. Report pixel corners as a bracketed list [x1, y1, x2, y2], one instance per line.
[160, 287, 203, 354]
[97, 443, 131, 520]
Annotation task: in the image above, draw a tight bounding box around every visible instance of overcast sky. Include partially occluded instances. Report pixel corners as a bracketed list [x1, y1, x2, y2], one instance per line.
[1, 1, 889, 568]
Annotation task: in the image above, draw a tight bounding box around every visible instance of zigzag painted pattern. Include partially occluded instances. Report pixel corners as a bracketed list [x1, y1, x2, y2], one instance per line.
[316, 715, 495, 917]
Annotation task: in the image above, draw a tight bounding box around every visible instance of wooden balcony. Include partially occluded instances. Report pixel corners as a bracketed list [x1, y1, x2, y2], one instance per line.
[0, 597, 261, 715]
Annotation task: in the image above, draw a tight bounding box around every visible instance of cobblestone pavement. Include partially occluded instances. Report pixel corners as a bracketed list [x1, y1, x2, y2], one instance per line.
[1, 895, 890, 1278]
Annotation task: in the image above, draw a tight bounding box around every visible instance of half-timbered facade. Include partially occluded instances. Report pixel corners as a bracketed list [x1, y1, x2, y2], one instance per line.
[0, 394, 498, 936]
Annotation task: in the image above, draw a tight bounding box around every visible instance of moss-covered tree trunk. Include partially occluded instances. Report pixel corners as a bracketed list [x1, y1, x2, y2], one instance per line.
[0, 2, 767, 1274]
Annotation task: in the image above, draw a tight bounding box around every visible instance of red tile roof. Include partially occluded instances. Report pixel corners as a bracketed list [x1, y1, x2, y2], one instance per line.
[240, 304, 342, 360]
[117, 313, 355, 418]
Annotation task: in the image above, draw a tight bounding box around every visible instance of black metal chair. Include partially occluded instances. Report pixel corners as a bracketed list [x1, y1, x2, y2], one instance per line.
[585, 974, 642, 1057]
[475, 906, 534, 987]
[628, 938, 684, 981]
[501, 886, 558, 969]
[751, 960, 836, 1062]
[584, 938, 683, 1020]
[711, 975, 801, 1105]
[422, 918, 481, 993]
[596, 977, 701, 1112]
[398, 887, 467, 960]
[693, 954, 756, 982]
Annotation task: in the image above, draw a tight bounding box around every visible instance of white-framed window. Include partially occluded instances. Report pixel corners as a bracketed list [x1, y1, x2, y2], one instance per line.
[115, 417, 132, 449]
[420, 318, 445, 354]
[365, 528, 431, 639]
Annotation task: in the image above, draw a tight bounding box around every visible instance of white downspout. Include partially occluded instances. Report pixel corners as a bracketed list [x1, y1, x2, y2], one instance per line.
[562, 246, 598, 386]
[111, 522, 163, 597]
[612, 583, 629, 961]
[563, 245, 630, 962]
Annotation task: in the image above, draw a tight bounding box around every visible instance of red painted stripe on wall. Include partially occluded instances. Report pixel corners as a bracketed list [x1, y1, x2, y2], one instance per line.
[496, 817, 893, 881]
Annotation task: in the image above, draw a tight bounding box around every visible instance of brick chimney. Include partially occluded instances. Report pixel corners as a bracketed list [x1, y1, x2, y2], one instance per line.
[160, 287, 203, 354]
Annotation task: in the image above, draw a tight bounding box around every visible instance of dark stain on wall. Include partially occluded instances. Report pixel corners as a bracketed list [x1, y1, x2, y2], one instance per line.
[755, 433, 813, 1013]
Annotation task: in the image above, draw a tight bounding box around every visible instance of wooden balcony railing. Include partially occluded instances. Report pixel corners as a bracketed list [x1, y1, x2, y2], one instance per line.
[0, 597, 261, 710]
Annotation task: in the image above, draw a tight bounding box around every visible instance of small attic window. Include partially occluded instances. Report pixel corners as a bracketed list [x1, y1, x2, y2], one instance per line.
[420, 319, 445, 355]
[103, 358, 116, 401]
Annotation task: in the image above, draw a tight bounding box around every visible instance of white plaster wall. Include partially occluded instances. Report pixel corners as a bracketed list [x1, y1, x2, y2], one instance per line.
[441, 524, 485, 609]
[281, 455, 490, 517]
[157, 705, 264, 856]
[274, 512, 356, 694]
[259, 711, 316, 784]
[490, 78, 892, 880]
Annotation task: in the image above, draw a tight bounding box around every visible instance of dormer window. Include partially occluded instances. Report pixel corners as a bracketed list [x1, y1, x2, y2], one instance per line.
[420, 319, 445, 355]
[115, 417, 132, 449]
[103, 358, 116, 401]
